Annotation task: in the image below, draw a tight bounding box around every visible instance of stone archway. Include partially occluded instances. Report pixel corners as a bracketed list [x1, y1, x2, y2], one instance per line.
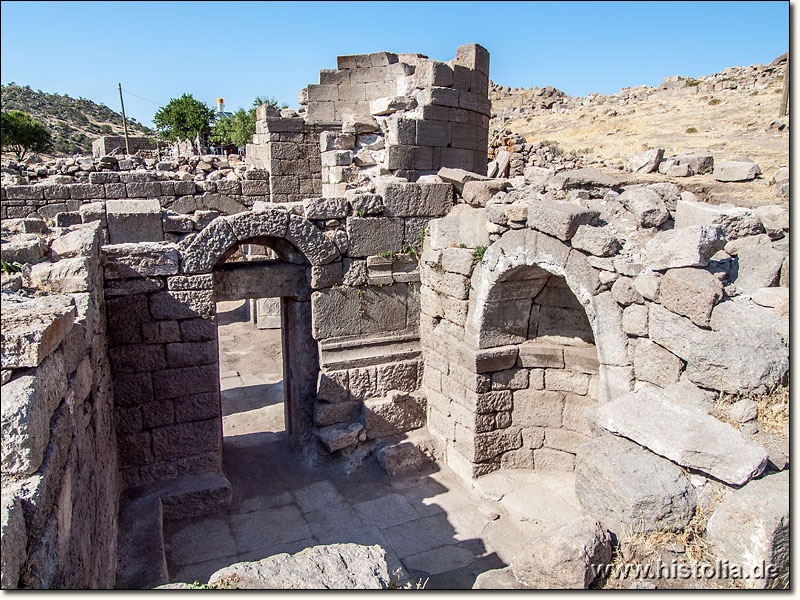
[420, 228, 633, 482]
[105, 208, 341, 490]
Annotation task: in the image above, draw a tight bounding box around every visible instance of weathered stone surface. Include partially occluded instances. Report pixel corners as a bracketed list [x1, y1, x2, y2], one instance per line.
[285, 215, 340, 265]
[527, 200, 599, 241]
[106, 199, 164, 244]
[303, 197, 349, 220]
[1, 295, 75, 369]
[621, 303, 648, 336]
[208, 543, 393, 589]
[753, 204, 789, 239]
[49, 224, 100, 260]
[714, 160, 761, 182]
[181, 218, 237, 273]
[645, 225, 725, 271]
[575, 434, 696, 533]
[512, 518, 612, 589]
[376, 440, 433, 475]
[1, 350, 66, 475]
[628, 149, 664, 174]
[732, 245, 785, 293]
[750, 286, 789, 309]
[428, 205, 489, 249]
[28, 257, 93, 294]
[364, 392, 425, 440]
[570, 225, 620, 257]
[346, 217, 404, 257]
[462, 180, 509, 208]
[658, 267, 722, 327]
[472, 567, 523, 589]
[706, 471, 788, 589]
[549, 167, 619, 193]
[316, 422, 364, 452]
[610, 276, 643, 306]
[649, 303, 788, 393]
[618, 188, 668, 227]
[0, 494, 27, 588]
[103, 242, 180, 280]
[226, 209, 289, 241]
[523, 166, 555, 186]
[1, 236, 44, 265]
[674, 200, 763, 240]
[436, 167, 489, 194]
[596, 390, 768, 485]
[633, 339, 683, 387]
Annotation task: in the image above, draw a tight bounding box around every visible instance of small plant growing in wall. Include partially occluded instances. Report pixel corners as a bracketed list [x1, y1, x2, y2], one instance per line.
[685, 127, 699, 134]
[472, 245, 487, 264]
[378, 250, 398, 261]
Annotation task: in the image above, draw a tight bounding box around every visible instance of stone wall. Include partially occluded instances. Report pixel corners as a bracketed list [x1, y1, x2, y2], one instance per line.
[1, 221, 119, 588]
[91, 136, 155, 158]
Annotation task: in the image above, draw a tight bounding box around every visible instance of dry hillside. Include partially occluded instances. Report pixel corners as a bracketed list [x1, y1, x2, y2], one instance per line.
[491, 58, 789, 208]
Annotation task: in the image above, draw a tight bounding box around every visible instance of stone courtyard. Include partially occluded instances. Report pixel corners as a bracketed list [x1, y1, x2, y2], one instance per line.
[1, 43, 789, 590]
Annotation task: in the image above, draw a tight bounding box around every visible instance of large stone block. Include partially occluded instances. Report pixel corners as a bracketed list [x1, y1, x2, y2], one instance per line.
[633, 339, 683, 387]
[512, 518, 612, 589]
[706, 471, 788, 589]
[345, 217, 404, 257]
[674, 200, 764, 240]
[528, 200, 599, 241]
[618, 188, 668, 228]
[428, 205, 489, 249]
[511, 389, 564, 428]
[1, 350, 66, 475]
[732, 245, 785, 293]
[1, 295, 75, 369]
[151, 418, 220, 462]
[714, 160, 760, 182]
[596, 390, 768, 486]
[575, 434, 696, 534]
[103, 242, 179, 280]
[0, 494, 27, 588]
[364, 392, 425, 439]
[658, 267, 722, 327]
[106, 199, 164, 244]
[379, 182, 453, 217]
[645, 225, 725, 271]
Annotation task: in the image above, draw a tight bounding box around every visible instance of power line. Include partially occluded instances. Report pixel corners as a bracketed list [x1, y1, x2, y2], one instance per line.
[121, 88, 163, 106]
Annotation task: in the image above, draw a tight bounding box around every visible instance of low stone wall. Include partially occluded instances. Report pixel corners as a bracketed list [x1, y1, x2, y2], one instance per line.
[1, 221, 119, 588]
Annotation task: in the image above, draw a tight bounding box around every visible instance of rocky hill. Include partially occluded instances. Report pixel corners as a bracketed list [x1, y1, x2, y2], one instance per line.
[488, 55, 789, 208]
[1, 83, 155, 157]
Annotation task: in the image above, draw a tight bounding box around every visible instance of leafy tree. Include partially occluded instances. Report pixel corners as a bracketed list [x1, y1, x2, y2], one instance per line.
[1, 110, 52, 159]
[209, 96, 288, 148]
[153, 93, 216, 150]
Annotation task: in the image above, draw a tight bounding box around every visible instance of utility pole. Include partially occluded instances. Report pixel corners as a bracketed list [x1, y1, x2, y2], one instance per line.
[118, 83, 131, 155]
[779, 56, 789, 117]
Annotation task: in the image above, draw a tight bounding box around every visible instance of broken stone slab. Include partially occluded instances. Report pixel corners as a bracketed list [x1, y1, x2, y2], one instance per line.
[660, 377, 716, 414]
[436, 167, 490, 195]
[208, 543, 394, 589]
[302, 197, 348, 220]
[364, 392, 425, 440]
[1, 494, 27, 589]
[341, 114, 380, 134]
[462, 179, 510, 208]
[316, 422, 364, 452]
[706, 471, 788, 589]
[523, 166, 555, 186]
[628, 149, 664, 173]
[618, 188, 669, 228]
[376, 438, 434, 475]
[549, 167, 620, 195]
[723, 232, 771, 256]
[633, 339, 684, 388]
[750, 287, 789, 309]
[512, 518, 612, 589]
[527, 200, 599, 241]
[673, 152, 714, 175]
[1, 295, 75, 369]
[595, 390, 768, 486]
[645, 225, 725, 271]
[1, 236, 45, 265]
[27, 257, 93, 294]
[753, 204, 789, 239]
[103, 242, 180, 279]
[575, 434, 696, 534]
[731, 245, 785, 293]
[1, 349, 66, 475]
[674, 200, 764, 240]
[713, 160, 761, 182]
[569, 224, 621, 257]
[369, 96, 417, 116]
[658, 267, 722, 327]
[49, 223, 100, 260]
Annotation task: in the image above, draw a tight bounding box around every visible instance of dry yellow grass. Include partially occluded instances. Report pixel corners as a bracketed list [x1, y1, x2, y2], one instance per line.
[713, 385, 789, 435]
[496, 77, 789, 208]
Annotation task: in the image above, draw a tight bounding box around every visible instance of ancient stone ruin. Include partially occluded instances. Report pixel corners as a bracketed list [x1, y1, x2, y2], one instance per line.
[0, 44, 789, 590]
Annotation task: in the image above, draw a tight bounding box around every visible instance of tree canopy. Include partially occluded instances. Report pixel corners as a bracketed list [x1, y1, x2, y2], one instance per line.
[153, 94, 216, 149]
[209, 96, 287, 148]
[1, 110, 52, 160]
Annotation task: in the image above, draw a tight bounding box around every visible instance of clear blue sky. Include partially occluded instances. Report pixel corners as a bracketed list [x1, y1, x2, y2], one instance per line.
[0, 1, 789, 128]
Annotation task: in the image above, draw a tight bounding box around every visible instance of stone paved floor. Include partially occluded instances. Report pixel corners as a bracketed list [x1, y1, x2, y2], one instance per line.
[162, 301, 583, 588]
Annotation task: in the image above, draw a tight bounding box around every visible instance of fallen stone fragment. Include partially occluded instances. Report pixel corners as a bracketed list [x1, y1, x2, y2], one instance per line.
[512, 518, 612, 589]
[645, 225, 725, 271]
[575, 435, 696, 534]
[658, 267, 722, 327]
[713, 160, 761, 182]
[706, 471, 788, 589]
[674, 200, 763, 240]
[1, 295, 75, 369]
[527, 200, 599, 241]
[595, 390, 768, 486]
[618, 188, 668, 227]
[208, 544, 394, 589]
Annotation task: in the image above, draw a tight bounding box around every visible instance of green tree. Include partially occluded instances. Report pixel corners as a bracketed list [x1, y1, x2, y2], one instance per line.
[209, 96, 287, 148]
[153, 93, 216, 150]
[1, 110, 52, 160]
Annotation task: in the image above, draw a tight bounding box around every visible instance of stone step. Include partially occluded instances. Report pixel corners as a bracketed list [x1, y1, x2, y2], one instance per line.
[319, 330, 421, 370]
